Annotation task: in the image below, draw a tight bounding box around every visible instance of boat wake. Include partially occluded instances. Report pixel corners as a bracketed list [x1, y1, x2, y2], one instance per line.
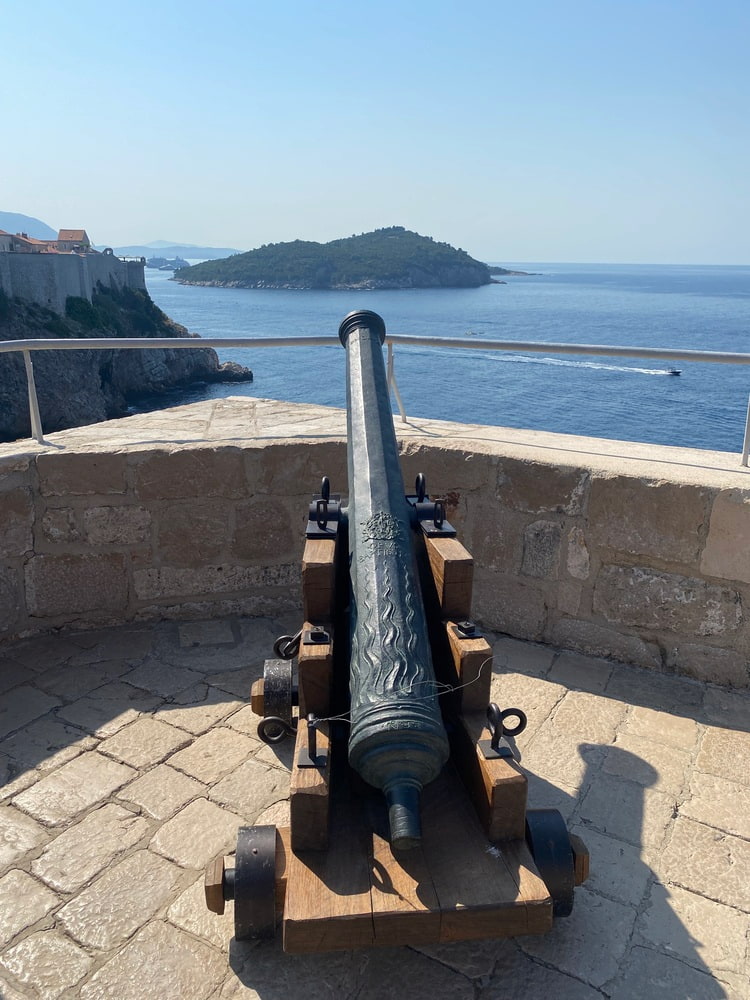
[408, 346, 679, 376]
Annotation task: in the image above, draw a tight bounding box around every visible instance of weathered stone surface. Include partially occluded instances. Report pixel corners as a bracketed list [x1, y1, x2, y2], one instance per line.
[0, 805, 47, 868]
[13, 751, 135, 826]
[569, 825, 649, 908]
[488, 671, 564, 748]
[168, 727, 258, 785]
[521, 730, 604, 790]
[0, 567, 21, 636]
[0, 929, 92, 999]
[660, 816, 750, 911]
[579, 772, 676, 849]
[0, 869, 58, 946]
[234, 497, 296, 562]
[0, 716, 97, 772]
[474, 569, 546, 640]
[57, 850, 182, 950]
[159, 686, 244, 735]
[118, 763, 204, 820]
[696, 726, 750, 786]
[603, 734, 690, 796]
[548, 618, 663, 670]
[702, 684, 750, 728]
[588, 475, 708, 564]
[399, 441, 496, 494]
[606, 662, 703, 713]
[498, 460, 589, 515]
[548, 650, 612, 693]
[519, 888, 636, 988]
[150, 797, 244, 868]
[0, 685, 60, 740]
[0, 755, 36, 802]
[79, 921, 225, 1000]
[133, 562, 298, 601]
[133, 447, 247, 501]
[167, 875, 235, 949]
[609, 945, 730, 1000]
[667, 641, 749, 688]
[56, 680, 161, 737]
[41, 506, 80, 544]
[593, 565, 742, 635]
[157, 499, 232, 566]
[98, 717, 190, 769]
[32, 804, 149, 892]
[34, 658, 131, 702]
[681, 770, 750, 840]
[36, 451, 128, 496]
[123, 657, 203, 697]
[637, 880, 749, 978]
[463, 504, 524, 575]
[521, 520, 561, 579]
[209, 758, 288, 819]
[25, 553, 128, 616]
[0, 488, 32, 558]
[622, 705, 699, 750]
[566, 526, 590, 579]
[492, 635, 555, 677]
[549, 690, 627, 743]
[83, 504, 151, 546]
[701, 491, 750, 584]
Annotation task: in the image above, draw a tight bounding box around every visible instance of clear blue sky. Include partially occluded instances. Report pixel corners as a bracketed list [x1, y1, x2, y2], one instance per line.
[3, 0, 748, 263]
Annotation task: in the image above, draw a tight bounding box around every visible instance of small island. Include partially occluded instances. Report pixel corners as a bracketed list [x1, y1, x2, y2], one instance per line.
[173, 227, 504, 290]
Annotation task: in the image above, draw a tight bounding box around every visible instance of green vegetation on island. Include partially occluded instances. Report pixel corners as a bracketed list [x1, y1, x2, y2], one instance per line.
[173, 227, 496, 290]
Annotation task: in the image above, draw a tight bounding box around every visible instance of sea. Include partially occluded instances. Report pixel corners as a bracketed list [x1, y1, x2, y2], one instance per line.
[143, 263, 750, 454]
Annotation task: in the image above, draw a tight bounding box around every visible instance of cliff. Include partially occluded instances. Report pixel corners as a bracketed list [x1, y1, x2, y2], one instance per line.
[174, 227, 493, 290]
[0, 286, 252, 442]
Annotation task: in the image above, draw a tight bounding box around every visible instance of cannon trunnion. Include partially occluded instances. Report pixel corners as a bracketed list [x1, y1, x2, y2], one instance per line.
[205, 311, 588, 952]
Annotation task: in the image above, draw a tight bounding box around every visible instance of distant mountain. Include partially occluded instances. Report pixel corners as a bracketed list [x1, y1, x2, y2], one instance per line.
[108, 243, 242, 260]
[174, 227, 493, 290]
[0, 212, 57, 240]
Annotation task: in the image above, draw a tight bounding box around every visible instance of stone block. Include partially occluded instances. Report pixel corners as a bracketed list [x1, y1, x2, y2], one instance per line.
[622, 705, 699, 750]
[0, 685, 60, 740]
[123, 657, 203, 697]
[492, 635, 556, 677]
[548, 618, 663, 671]
[78, 921, 229, 1000]
[399, 441, 496, 494]
[488, 671, 565, 748]
[233, 497, 296, 562]
[41, 507, 80, 544]
[133, 561, 298, 601]
[497, 459, 589, 515]
[36, 451, 127, 496]
[133, 446, 247, 501]
[13, 751, 136, 825]
[701, 491, 750, 584]
[569, 824, 650, 908]
[609, 945, 731, 1000]
[208, 757, 289, 820]
[550, 689, 627, 743]
[1, 716, 97, 772]
[167, 875, 235, 949]
[0, 929, 92, 999]
[0, 488, 33, 558]
[604, 734, 690, 796]
[588, 475, 709, 564]
[0, 869, 58, 946]
[462, 504, 524, 575]
[35, 658, 131, 702]
[521, 520, 561, 579]
[548, 650, 613, 692]
[0, 804, 48, 869]
[83, 505, 151, 546]
[0, 567, 22, 636]
[25, 553, 128, 617]
[696, 726, 750, 786]
[56, 681, 162, 738]
[157, 686, 244, 735]
[150, 797, 244, 869]
[168, 727, 259, 785]
[579, 772, 676, 849]
[593, 565, 742, 636]
[156, 499, 232, 566]
[702, 685, 750, 729]
[118, 764, 204, 820]
[566, 525, 590, 579]
[250, 439, 347, 496]
[680, 770, 750, 840]
[473, 568, 546, 640]
[667, 641, 749, 688]
[31, 804, 149, 893]
[57, 850, 182, 951]
[660, 815, 750, 912]
[97, 717, 191, 769]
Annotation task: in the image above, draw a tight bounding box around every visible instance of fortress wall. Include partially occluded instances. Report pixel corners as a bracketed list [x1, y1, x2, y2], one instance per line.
[0, 415, 748, 688]
[0, 252, 145, 312]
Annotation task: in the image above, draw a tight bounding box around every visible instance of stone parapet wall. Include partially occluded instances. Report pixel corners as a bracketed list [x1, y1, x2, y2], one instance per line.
[0, 252, 146, 313]
[0, 400, 748, 687]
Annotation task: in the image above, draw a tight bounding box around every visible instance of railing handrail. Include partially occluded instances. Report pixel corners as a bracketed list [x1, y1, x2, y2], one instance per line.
[4, 334, 750, 464]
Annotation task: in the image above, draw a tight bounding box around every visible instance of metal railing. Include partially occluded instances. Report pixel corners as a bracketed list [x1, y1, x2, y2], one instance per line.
[3, 334, 750, 466]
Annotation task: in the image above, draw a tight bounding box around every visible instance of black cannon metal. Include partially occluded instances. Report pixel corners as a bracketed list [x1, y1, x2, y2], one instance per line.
[204, 310, 588, 952]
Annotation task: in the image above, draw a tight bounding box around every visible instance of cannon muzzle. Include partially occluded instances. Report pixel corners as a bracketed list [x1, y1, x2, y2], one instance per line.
[339, 310, 449, 850]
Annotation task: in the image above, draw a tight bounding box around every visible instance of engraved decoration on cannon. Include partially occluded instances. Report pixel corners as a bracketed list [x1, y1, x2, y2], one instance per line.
[204, 310, 589, 950]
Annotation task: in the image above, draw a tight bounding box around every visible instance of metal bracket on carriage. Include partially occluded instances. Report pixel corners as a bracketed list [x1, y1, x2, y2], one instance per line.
[479, 702, 528, 761]
[296, 714, 328, 770]
[406, 473, 457, 538]
[305, 476, 341, 539]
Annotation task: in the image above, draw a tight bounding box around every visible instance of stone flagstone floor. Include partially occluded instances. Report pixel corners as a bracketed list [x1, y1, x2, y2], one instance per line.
[0, 615, 748, 999]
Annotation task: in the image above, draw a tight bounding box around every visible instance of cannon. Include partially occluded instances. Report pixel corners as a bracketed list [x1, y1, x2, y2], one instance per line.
[204, 310, 588, 952]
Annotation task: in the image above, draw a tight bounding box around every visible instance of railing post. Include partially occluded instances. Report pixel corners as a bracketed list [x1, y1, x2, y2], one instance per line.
[742, 394, 750, 467]
[386, 342, 407, 423]
[22, 350, 44, 444]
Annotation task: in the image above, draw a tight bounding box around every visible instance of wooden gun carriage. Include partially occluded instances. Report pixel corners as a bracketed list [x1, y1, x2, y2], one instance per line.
[205, 310, 588, 952]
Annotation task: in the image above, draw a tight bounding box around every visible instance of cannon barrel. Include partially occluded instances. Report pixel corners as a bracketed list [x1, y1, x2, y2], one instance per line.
[339, 310, 449, 850]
